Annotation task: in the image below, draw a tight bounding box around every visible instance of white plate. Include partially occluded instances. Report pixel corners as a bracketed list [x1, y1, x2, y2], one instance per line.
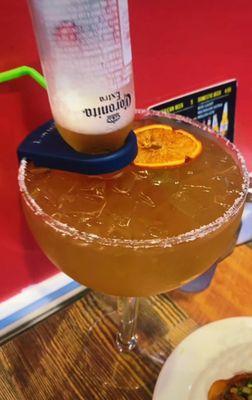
[153, 317, 252, 400]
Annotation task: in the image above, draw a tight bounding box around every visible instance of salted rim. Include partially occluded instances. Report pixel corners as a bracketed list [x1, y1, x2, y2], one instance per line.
[18, 109, 250, 249]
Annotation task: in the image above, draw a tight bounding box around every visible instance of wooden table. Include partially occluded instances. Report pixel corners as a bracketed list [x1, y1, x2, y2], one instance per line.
[1, 243, 252, 399]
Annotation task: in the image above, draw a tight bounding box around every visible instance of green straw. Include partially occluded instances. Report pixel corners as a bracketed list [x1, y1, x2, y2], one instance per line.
[0, 66, 46, 89]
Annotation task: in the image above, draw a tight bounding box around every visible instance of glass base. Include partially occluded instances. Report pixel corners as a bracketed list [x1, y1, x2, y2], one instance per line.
[82, 299, 171, 396]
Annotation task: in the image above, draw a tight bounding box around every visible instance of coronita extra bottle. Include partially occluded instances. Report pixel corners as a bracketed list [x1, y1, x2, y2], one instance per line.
[28, 0, 135, 153]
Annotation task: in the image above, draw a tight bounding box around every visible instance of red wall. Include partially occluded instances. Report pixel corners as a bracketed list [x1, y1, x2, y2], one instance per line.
[0, 0, 251, 301]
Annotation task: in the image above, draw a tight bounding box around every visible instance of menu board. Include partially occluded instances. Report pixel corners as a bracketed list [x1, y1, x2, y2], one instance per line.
[150, 79, 237, 142]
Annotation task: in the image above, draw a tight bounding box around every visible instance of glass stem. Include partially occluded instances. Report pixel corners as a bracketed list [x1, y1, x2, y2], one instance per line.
[116, 297, 139, 352]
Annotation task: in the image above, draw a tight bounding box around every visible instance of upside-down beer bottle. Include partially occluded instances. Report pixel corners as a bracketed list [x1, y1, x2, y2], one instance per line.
[212, 113, 219, 133]
[28, 0, 135, 154]
[219, 102, 229, 136]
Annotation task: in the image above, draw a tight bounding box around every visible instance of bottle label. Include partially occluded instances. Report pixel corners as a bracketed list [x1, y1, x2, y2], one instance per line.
[82, 91, 132, 124]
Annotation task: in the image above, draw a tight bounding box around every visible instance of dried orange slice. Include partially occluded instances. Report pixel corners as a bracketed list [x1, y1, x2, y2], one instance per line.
[133, 124, 202, 168]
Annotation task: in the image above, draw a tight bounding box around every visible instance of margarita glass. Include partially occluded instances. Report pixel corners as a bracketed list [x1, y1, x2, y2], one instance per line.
[18, 110, 249, 387]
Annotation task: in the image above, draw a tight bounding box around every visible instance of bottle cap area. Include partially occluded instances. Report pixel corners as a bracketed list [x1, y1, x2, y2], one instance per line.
[17, 120, 138, 175]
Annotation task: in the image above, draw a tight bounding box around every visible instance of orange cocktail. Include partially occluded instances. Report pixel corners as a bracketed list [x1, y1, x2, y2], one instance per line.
[19, 111, 248, 297]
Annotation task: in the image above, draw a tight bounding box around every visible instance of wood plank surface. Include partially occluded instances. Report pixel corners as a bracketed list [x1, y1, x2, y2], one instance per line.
[0, 243, 251, 399]
[171, 243, 252, 325]
[0, 292, 197, 400]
